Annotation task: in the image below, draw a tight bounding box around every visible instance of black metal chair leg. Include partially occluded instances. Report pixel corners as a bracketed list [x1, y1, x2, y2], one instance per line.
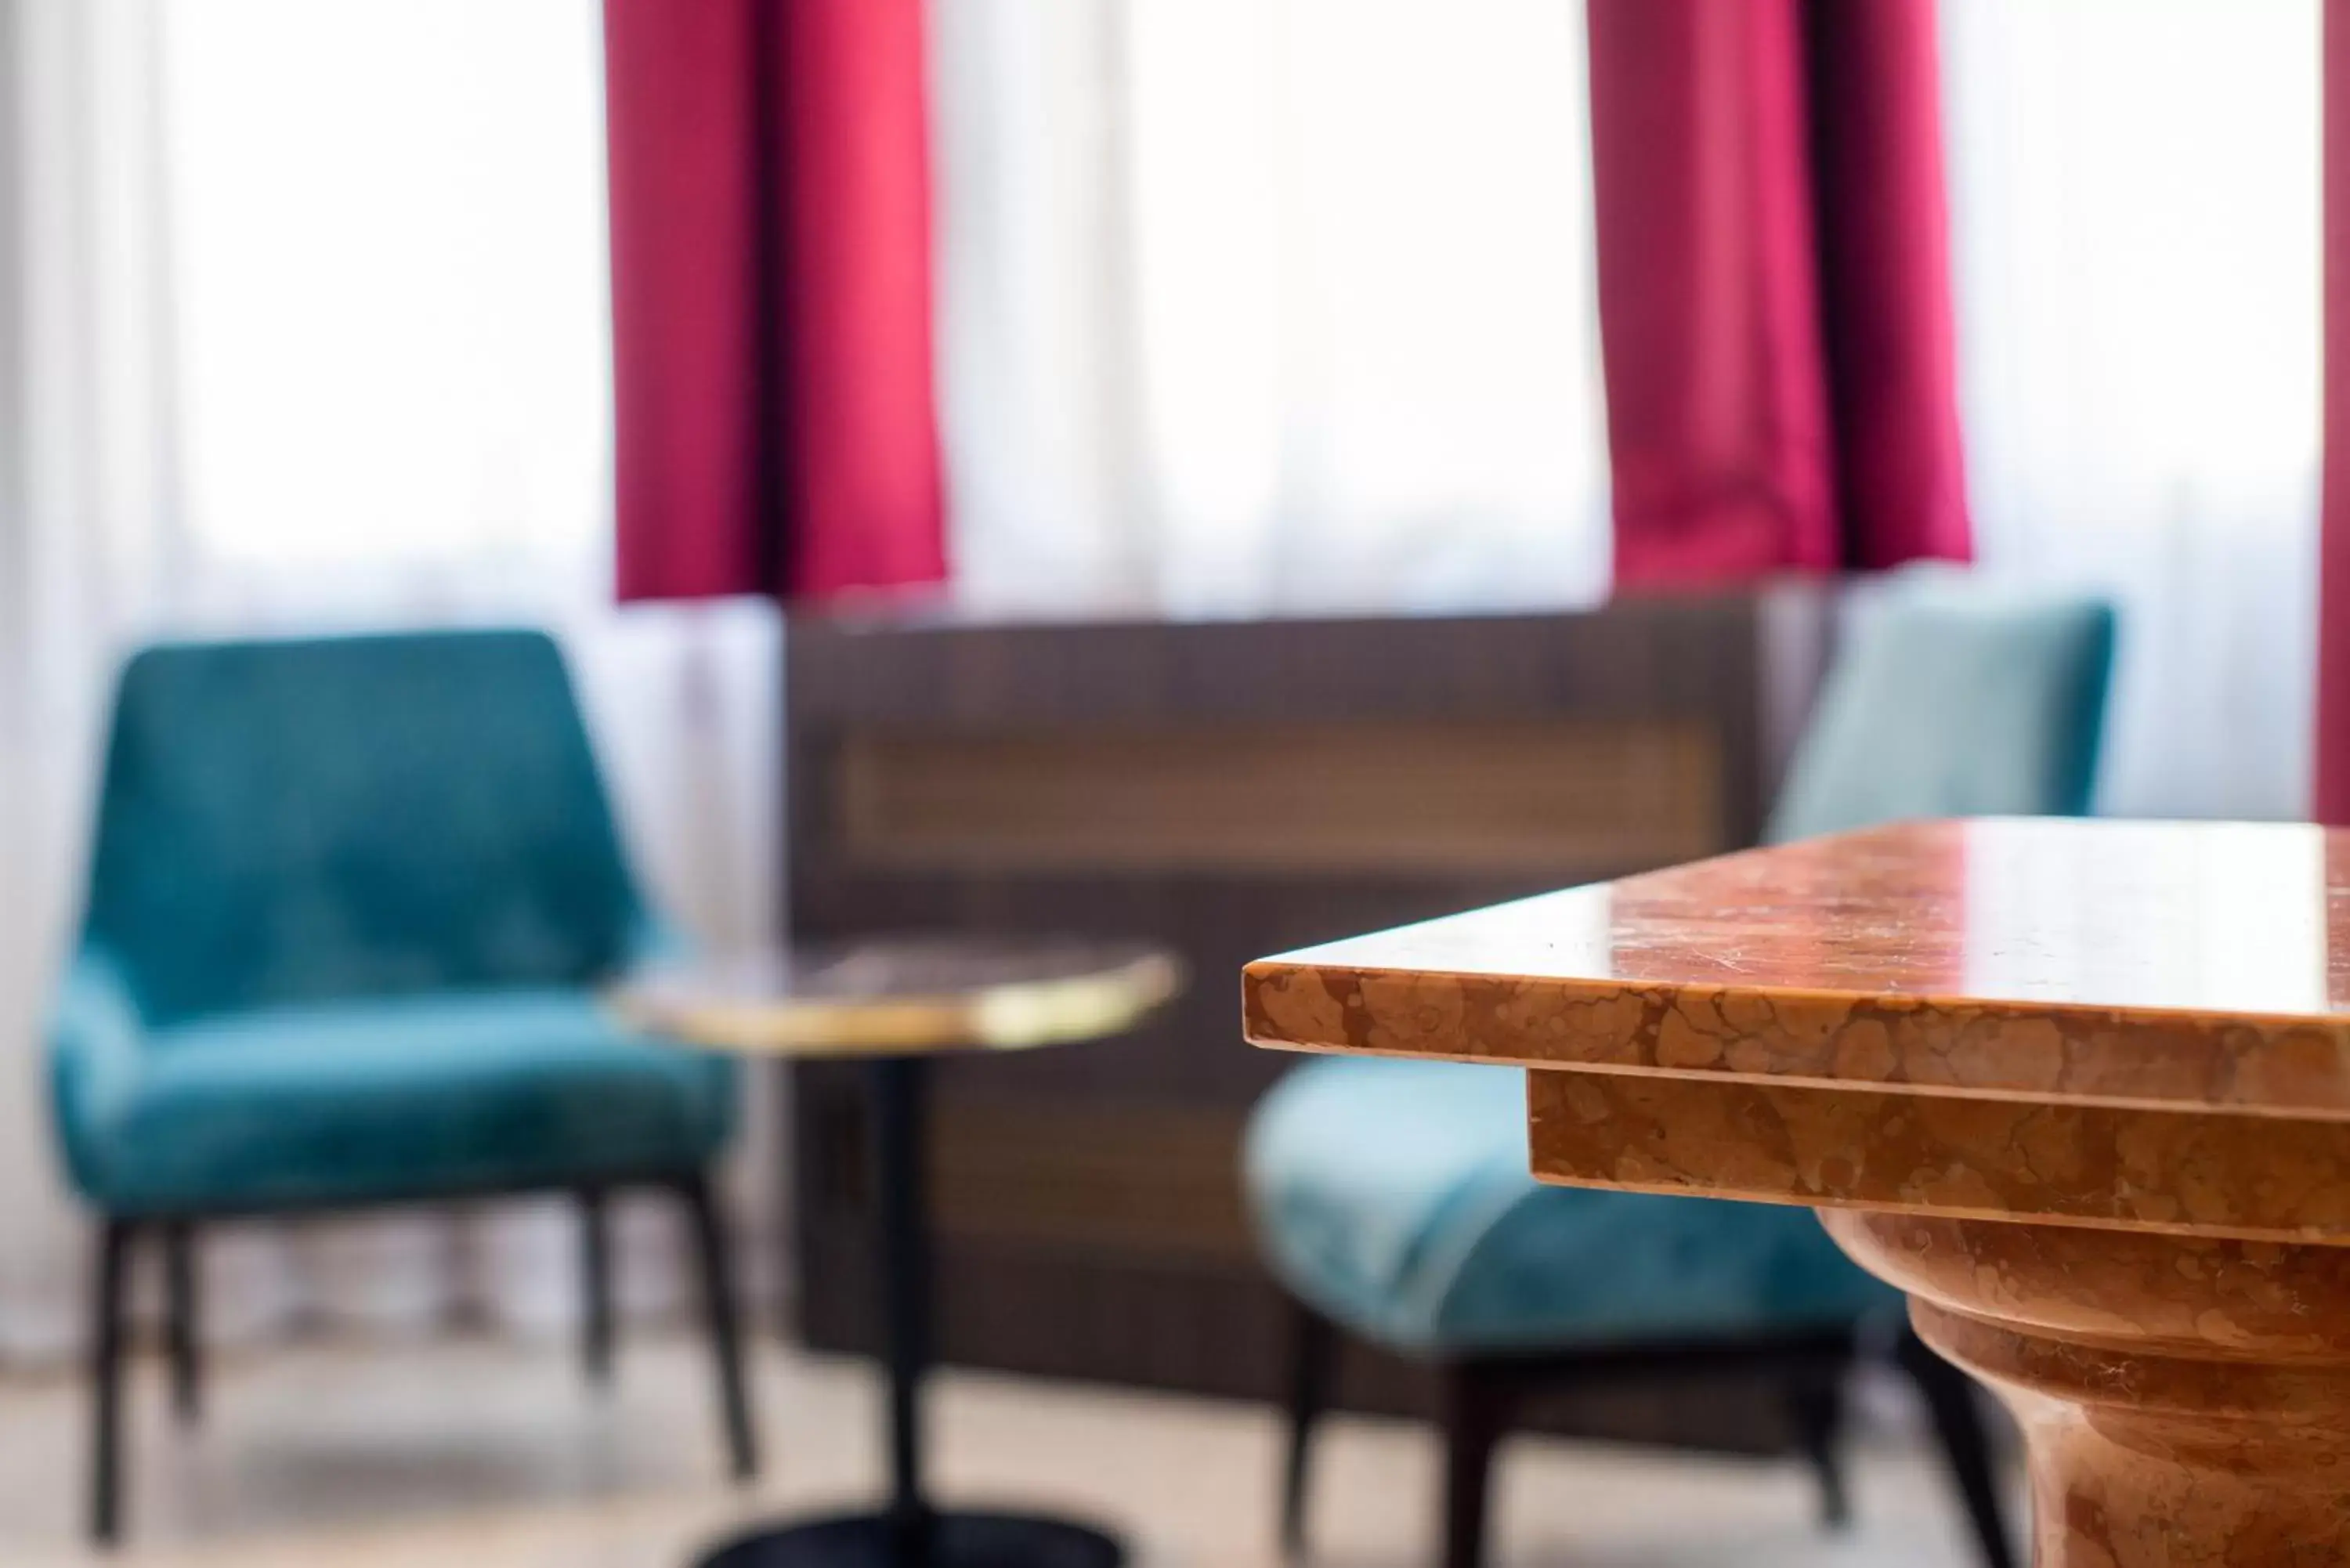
[91, 1219, 133, 1546]
[164, 1220, 201, 1427]
[1280, 1300, 1336, 1556]
[1440, 1363, 1507, 1568]
[1788, 1368, 1851, 1529]
[577, 1187, 615, 1389]
[1901, 1332, 2019, 1568]
[680, 1172, 758, 1481]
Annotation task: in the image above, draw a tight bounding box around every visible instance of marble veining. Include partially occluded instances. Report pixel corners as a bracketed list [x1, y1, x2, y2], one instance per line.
[1244, 819, 2350, 1566]
[1826, 1212, 2350, 1566]
[1245, 818, 2350, 1118]
[1528, 1073, 2350, 1245]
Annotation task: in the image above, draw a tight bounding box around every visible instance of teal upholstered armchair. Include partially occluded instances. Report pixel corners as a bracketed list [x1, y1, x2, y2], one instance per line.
[1246, 574, 2116, 1568]
[49, 629, 754, 1543]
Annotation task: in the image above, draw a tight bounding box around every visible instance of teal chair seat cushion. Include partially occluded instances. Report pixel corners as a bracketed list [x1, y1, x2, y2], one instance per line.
[1245, 1056, 1897, 1353]
[59, 988, 736, 1215]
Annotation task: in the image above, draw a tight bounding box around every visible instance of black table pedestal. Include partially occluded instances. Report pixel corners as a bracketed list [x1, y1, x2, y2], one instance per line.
[694, 1058, 1126, 1568]
[695, 1511, 1121, 1568]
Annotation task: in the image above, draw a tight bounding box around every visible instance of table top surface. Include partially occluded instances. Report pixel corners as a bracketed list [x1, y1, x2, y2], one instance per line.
[1244, 818, 2350, 1118]
[615, 937, 1182, 1057]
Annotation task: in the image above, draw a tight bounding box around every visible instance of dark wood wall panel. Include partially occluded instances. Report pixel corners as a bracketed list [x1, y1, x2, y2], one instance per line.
[783, 591, 1830, 1454]
[832, 717, 1721, 875]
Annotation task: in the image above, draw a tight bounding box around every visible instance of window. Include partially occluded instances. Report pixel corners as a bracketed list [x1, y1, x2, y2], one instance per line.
[162, 0, 611, 580]
[1943, 0, 2320, 817]
[932, 0, 1611, 613]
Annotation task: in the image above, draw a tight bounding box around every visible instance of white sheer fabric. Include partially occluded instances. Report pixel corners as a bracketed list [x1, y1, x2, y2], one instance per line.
[164, 1, 611, 583]
[931, 0, 1613, 616]
[0, 0, 184, 1360]
[1942, 0, 2321, 820]
[0, 0, 781, 1363]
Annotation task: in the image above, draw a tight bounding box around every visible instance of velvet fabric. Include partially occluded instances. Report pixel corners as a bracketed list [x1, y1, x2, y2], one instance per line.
[1766, 575, 2113, 844]
[1245, 1057, 1888, 1351]
[54, 982, 732, 1216]
[48, 630, 735, 1217]
[602, 0, 946, 602]
[1586, 0, 1970, 587]
[1245, 581, 2116, 1356]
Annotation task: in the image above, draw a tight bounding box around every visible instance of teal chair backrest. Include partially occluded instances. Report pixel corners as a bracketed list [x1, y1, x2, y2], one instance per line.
[1766, 573, 2116, 844]
[83, 630, 649, 1026]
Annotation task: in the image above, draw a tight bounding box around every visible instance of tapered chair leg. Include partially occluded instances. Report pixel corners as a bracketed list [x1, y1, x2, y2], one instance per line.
[1788, 1367, 1851, 1529]
[1280, 1300, 1336, 1557]
[90, 1219, 134, 1546]
[1439, 1363, 1507, 1568]
[164, 1221, 201, 1427]
[1900, 1332, 2019, 1568]
[577, 1187, 615, 1389]
[679, 1172, 757, 1480]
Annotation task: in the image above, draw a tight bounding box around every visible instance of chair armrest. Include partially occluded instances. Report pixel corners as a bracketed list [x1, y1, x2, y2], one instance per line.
[48, 948, 148, 1201]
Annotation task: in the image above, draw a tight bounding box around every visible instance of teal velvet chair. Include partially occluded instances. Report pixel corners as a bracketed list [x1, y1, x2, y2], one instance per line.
[1247, 575, 2115, 1568]
[49, 629, 756, 1544]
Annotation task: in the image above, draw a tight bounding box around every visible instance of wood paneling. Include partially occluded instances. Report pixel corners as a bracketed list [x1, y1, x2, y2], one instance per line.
[833, 719, 1720, 875]
[783, 591, 1831, 1451]
[930, 1096, 1253, 1264]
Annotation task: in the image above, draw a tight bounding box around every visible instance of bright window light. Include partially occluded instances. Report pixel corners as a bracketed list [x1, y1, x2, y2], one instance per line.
[161, 0, 611, 573]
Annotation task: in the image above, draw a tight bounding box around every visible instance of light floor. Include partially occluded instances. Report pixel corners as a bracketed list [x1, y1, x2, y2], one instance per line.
[0, 1334, 2018, 1567]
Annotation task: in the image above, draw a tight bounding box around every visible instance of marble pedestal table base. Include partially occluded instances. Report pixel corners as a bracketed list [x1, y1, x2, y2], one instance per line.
[1831, 1213, 2350, 1566]
[1245, 819, 2350, 1568]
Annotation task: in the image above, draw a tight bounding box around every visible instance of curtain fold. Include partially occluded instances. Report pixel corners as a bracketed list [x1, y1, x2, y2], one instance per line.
[1950, 0, 2316, 825]
[932, 0, 1613, 616]
[1586, 0, 1969, 588]
[2320, 0, 2350, 822]
[602, 0, 946, 602]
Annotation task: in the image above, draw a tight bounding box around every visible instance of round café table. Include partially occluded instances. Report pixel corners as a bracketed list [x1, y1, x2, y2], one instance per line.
[615, 938, 1183, 1568]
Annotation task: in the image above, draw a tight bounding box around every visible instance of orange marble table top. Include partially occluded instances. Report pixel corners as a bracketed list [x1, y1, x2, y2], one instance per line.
[1246, 819, 2350, 1244]
[1244, 818, 2350, 1120]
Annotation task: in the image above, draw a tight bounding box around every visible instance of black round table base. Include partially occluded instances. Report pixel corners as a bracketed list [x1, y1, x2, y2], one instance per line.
[696, 1511, 1125, 1568]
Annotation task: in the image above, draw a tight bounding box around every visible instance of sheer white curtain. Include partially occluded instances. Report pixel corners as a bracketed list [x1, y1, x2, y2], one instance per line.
[0, 0, 183, 1359]
[931, 0, 1612, 616]
[1942, 0, 2321, 820]
[0, 0, 781, 1362]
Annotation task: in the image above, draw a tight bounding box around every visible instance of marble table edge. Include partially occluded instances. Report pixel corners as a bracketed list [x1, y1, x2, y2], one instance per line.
[1240, 957, 2350, 1123]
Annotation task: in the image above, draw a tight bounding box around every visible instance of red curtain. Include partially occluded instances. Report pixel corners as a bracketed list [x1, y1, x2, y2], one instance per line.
[2319, 1, 2350, 820]
[1586, 0, 1970, 588]
[602, 0, 947, 602]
